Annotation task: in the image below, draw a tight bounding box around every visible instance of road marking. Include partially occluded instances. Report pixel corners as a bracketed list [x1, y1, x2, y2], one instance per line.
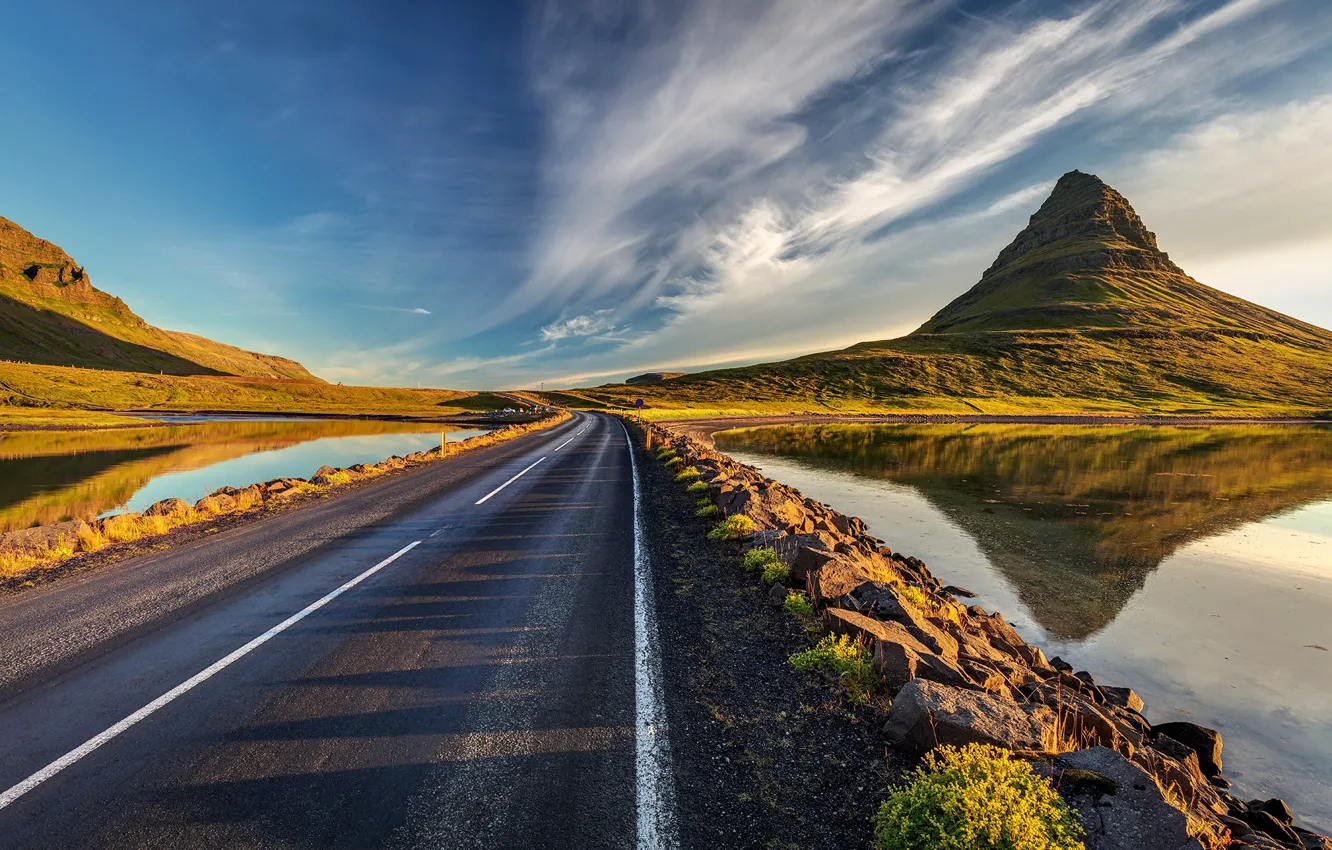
[0, 540, 422, 812]
[553, 435, 576, 452]
[619, 419, 678, 849]
[429, 529, 444, 538]
[474, 457, 545, 505]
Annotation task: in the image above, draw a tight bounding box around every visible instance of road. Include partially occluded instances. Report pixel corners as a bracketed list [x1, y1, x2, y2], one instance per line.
[0, 412, 674, 849]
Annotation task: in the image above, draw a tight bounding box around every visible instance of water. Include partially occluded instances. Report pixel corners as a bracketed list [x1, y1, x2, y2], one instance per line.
[714, 423, 1332, 831]
[0, 419, 489, 531]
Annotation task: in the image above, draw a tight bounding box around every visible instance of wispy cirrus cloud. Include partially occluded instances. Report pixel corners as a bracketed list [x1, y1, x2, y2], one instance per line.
[499, 0, 1332, 388]
[539, 309, 617, 341]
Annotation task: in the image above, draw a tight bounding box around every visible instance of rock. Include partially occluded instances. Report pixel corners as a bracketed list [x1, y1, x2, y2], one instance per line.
[884, 679, 1061, 755]
[1151, 721, 1223, 778]
[1057, 747, 1205, 850]
[846, 581, 958, 660]
[1249, 799, 1295, 826]
[1049, 655, 1075, 673]
[743, 529, 786, 551]
[767, 583, 787, 607]
[195, 493, 237, 514]
[1102, 685, 1146, 713]
[808, 557, 872, 605]
[789, 534, 837, 582]
[1237, 811, 1301, 847]
[313, 465, 337, 478]
[1296, 829, 1332, 850]
[0, 519, 92, 556]
[145, 497, 191, 517]
[941, 585, 977, 598]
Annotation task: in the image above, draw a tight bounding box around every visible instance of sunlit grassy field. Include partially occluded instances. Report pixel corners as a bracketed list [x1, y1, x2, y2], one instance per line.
[0, 361, 511, 426]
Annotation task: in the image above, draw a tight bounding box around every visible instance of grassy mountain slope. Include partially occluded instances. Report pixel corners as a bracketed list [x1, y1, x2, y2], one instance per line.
[0, 215, 314, 379]
[579, 171, 1332, 417]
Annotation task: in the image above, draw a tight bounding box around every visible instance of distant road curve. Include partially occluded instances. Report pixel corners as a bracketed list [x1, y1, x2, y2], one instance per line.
[0, 411, 675, 849]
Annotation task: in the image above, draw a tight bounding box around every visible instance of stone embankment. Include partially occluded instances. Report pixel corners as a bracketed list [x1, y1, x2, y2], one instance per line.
[0, 412, 571, 587]
[630, 416, 1329, 850]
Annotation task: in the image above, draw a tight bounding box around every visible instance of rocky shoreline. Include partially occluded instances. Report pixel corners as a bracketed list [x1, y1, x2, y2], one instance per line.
[0, 412, 570, 592]
[629, 415, 1329, 850]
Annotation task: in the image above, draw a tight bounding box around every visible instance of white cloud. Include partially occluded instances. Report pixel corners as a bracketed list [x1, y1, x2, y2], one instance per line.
[539, 309, 618, 341]
[497, 0, 1332, 388]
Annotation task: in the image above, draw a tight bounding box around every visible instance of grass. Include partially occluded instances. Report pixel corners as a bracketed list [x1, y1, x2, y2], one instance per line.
[696, 504, 719, 518]
[0, 361, 512, 423]
[707, 513, 755, 540]
[874, 744, 1084, 850]
[664, 456, 683, 467]
[783, 591, 816, 617]
[675, 465, 703, 482]
[789, 633, 879, 704]
[686, 480, 708, 493]
[742, 546, 789, 585]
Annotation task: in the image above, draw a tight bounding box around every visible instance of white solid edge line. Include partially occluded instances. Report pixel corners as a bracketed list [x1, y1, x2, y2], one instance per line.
[474, 456, 546, 505]
[0, 540, 422, 812]
[619, 418, 678, 850]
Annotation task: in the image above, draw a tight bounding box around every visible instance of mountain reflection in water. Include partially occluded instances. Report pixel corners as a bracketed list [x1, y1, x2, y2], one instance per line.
[715, 423, 1332, 640]
[0, 419, 487, 533]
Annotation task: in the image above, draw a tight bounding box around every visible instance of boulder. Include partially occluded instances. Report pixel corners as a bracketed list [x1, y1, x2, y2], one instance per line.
[313, 465, 337, 478]
[0, 519, 91, 556]
[1057, 747, 1205, 850]
[808, 557, 872, 605]
[1235, 811, 1300, 847]
[195, 493, 237, 514]
[145, 497, 191, 518]
[1152, 721, 1223, 778]
[884, 679, 1061, 755]
[1103, 686, 1146, 714]
[767, 583, 787, 607]
[846, 581, 958, 660]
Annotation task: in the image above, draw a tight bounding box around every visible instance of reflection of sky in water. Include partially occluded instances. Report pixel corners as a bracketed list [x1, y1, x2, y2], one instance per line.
[113, 429, 488, 515]
[729, 451, 1332, 833]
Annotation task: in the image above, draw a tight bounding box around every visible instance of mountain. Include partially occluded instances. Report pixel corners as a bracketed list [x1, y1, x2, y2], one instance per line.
[0, 215, 315, 379]
[583, 171, 1332, 416]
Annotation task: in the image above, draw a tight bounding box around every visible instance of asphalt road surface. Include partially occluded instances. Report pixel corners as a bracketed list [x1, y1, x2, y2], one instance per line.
[0, 411, 675, 849]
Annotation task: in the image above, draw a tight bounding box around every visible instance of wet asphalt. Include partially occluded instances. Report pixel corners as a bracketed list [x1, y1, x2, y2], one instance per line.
[0, 411, 640, 849]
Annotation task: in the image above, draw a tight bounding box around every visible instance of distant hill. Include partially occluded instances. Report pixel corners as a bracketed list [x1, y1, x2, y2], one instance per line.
[0, 215, 315, 379]
[625, 372, 686, 384]
[586, 171, 1332, 417]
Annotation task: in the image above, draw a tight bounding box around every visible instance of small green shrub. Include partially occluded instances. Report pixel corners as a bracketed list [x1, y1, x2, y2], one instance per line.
[686, 480, 708, 493]
[741, 546, 780, 573]
[761, 560, 791, 585]
[696, 504, 719, 518]
[784, 591, 815, 617]
[664, 456, 683, 468]
[789, 633, 878, 704]
[874, 744, 1084, 850]
[707, 513, 756, 540]
[675, 466, 702, 482]
[697, 496, 713, 508]
[656, 448, 677, 461]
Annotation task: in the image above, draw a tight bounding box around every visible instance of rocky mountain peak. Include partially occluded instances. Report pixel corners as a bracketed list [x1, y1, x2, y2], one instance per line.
[982, 170, 1175, 279]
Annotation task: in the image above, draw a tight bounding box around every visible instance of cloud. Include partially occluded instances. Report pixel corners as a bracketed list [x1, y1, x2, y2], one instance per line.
[493, 0, 1332, 388]
[539, 309, 617, 341]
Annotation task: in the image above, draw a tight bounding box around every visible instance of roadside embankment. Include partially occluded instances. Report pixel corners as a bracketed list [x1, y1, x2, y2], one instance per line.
[627, 415, 1330, 850]
[0, 411, 571, 592]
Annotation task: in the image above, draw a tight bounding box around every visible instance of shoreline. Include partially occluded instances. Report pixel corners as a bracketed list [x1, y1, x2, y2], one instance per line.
[0, 411, 571, 593]
[630, 414, 1329, 847]
[664, 412, 1331, 446]
[0, 409, 545, 432]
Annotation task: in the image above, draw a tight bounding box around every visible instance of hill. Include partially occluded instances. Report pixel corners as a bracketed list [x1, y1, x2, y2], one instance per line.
[625, 372, 687, 384]
[578, 171, 1332, 418]
[0, 215, 314, 379]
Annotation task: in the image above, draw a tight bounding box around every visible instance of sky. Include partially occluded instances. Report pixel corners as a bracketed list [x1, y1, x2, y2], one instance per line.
[2, 0, 1330, 390]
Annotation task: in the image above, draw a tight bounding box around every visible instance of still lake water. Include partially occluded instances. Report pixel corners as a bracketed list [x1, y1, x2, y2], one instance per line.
[0, 419, 488, 532]
[715, 423, 1332, 831]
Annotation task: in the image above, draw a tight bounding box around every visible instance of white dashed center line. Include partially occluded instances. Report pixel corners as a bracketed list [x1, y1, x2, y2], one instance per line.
[474, 457, 546, 505]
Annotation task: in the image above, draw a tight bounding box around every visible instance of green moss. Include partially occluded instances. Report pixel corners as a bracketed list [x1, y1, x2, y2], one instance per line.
[874, 744, 1084, 850]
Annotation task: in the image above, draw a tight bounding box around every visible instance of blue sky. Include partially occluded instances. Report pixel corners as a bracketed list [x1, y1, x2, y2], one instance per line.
[3, 0, 1330, 389]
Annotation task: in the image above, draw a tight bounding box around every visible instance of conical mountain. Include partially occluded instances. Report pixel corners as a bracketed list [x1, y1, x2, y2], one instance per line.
[583, 170, 1332, 416]
[914, 170, 1332, 344]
